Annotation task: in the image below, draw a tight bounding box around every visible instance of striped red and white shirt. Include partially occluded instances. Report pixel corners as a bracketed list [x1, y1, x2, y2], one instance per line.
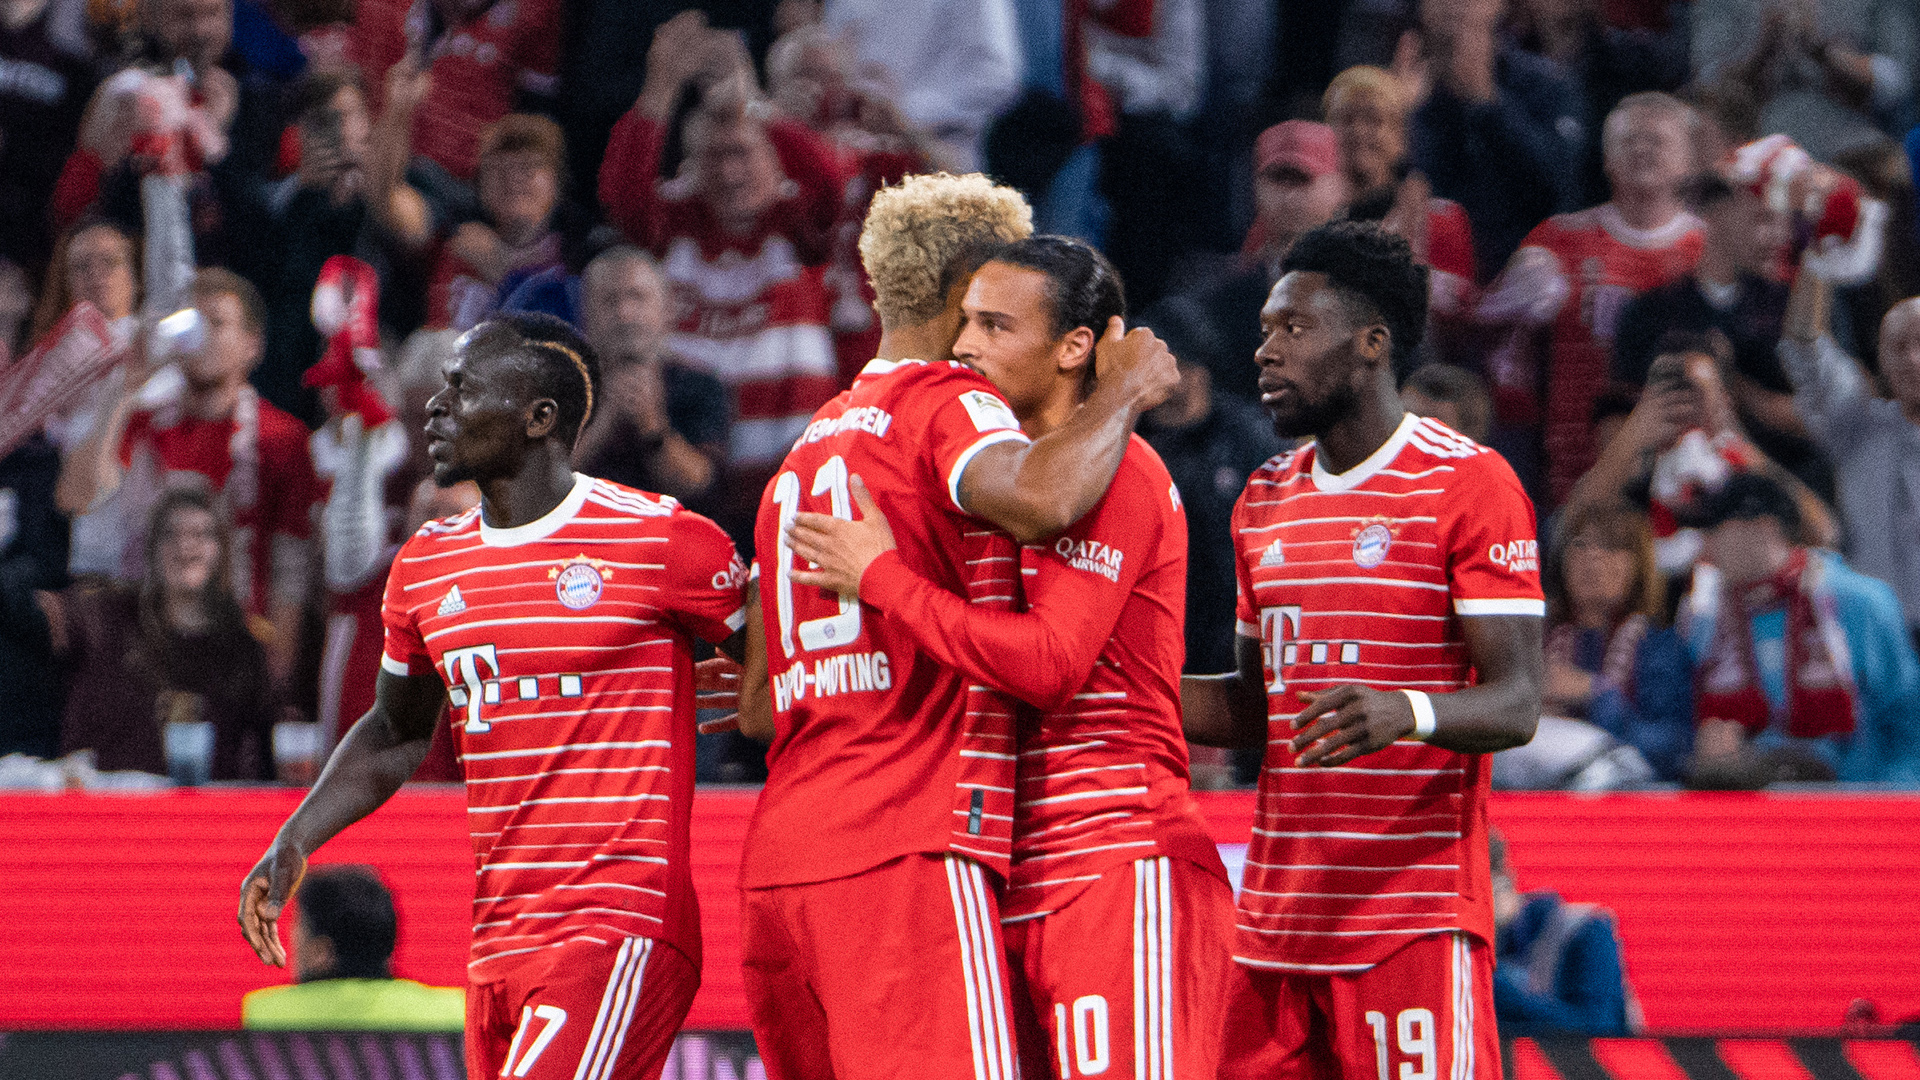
[1230, 413, 1544, 972]
[380, 474, 746, 981]
[855, 436, 1228, 919]
[743, 358, 1029, 889]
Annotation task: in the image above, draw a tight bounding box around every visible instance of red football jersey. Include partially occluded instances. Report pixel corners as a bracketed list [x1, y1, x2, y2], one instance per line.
[742, 358, 1031, 888]
[1480, 204, 1702, 503]
[351, 0, 562, 179]
[1229, 414, 1544, 972]
[380, 474, 746, 980]
[858, 437, 1227, 919]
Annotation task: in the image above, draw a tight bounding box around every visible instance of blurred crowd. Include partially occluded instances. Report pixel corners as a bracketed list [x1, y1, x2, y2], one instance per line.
[0, 0, 1916, 790]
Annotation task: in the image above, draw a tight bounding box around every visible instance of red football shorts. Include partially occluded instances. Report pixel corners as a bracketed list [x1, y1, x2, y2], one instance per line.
[741, 853, 1020, 1080]
[1003, 855, 1236, 1080]
[1221, 931, 1500, 1080]
[465, 935, 698, 1080]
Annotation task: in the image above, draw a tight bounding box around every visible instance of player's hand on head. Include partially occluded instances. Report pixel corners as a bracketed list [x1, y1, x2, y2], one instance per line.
[786, 475, 896, 597]
[237, 838, 307, 967]
[1289, 685, 1417, 767]
[1092, 317, 1180, 413]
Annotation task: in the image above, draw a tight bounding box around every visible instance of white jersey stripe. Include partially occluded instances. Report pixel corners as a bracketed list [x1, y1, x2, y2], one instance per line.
[571, 937, 635, 1080]
[592, 937, 653, 1080]
[946, 856, 996, 1080]
[964, 859, 1017, 1080]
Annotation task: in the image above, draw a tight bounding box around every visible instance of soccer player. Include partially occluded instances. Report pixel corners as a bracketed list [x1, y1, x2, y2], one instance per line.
[238, 312, 747, 1080]
[1182, 221, 1545, 1080]
[781, 236, 1237, 1079]
[734, 176, 1178, 1080]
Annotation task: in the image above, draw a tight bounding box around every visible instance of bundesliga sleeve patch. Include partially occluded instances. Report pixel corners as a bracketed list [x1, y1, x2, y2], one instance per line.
[959, 390, 1021, 433]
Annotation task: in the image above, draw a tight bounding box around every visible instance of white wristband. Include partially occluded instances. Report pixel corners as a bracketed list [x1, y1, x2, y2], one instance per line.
[1402, 690, 1437, 742]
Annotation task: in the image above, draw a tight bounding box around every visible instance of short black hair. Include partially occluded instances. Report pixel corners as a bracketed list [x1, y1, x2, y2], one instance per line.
[472, 312, 603, 445]
[286, 65, 365, 128]
[296, 866, 397, 981]
[988, 235, 1127, 339]
[1280, 220, 1430, 383]
[1699, 471, 1801, 535]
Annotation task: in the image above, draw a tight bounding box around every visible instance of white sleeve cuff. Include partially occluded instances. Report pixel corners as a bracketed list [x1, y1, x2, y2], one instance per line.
[1454, 597, 1546, 617]
[380, 653, 414, 677]
[946, 429, 1032, 513]
[725, 606, 747, 632]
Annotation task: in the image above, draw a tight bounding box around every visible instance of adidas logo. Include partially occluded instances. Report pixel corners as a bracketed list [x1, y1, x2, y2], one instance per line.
[437, 586, 467, 616]
[1258, 540, 1285, 568]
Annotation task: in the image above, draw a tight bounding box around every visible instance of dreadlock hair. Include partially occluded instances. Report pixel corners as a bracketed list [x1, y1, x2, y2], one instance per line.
[986, 235, 1127, 339]
[471, 312, 602, 446]
[1280, 220, 1430, 384]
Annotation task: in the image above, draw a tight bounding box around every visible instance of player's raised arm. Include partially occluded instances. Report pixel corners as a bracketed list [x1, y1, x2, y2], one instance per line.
[237, 668, 446, 966]
[957, 316, 1177, 542]
[1179, 635, 1271, 750]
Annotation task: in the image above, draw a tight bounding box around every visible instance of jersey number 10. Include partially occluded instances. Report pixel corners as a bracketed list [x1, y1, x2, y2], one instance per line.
[771, 455, 862, 659]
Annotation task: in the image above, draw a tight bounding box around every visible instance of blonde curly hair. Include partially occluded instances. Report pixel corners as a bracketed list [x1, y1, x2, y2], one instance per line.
[859, 173, 1033, 329]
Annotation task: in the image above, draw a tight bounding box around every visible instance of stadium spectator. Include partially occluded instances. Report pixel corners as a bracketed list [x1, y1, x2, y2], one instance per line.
[1565, 335, 1840, 575]
[31, 220, 140, 581]
[0, 431, 70, 760]
[1479, 91, 1702, 505]
[0, 0, 96, 273]
[242, 865, 464, 1030]
[347, 0, 560, 183]
[1505, 0, 1691, 207]
[1408, 0, 1584, 276]
[227, 66, 382, 427]
[1325, 65, 1481, 323]
[1401, 361, 1492, 442]
[1540, 503, 1694, 781]
[1611, 173, 1831, 500]
[1779, 266, 1920, 645]
[54, 0, 286, 265]
[46, 484, 278, 780]
[1696, 0, 1917, 163]
[572, 246, 726, 506]
[820, 0, 1021, 173]
[375, 99, 586, 334]
[1682, 472, 1920, 787]
[1141, 121, 1347, 407]
[54, 268, 320, 678]
[1492, 829, 1638, 1036]
[599, 12, 845, 549]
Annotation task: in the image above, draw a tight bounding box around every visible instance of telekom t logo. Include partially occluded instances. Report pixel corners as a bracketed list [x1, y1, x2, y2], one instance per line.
[1259, 605, 1302, 693]
[444, 643, 499, 733]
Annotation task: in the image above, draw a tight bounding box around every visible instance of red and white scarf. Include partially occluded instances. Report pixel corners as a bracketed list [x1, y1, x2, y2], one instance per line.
[1693, 551, 1859, 739]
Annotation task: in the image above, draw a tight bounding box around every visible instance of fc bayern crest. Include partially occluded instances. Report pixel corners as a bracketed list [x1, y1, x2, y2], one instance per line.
[1352, 522, 1394, 569]
[550, 555, 613, 610]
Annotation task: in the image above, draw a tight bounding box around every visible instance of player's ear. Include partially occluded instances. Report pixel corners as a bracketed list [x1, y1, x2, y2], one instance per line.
[1356, 323, 1391, 368]
[1056, 325, 1097, 375]
[526, 397, 560, 440]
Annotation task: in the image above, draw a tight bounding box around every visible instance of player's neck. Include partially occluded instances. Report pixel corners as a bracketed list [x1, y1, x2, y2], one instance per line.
[476, 450, 577, 530]
[875, 324, 949, 363]
[1314, 392, 1406, 475]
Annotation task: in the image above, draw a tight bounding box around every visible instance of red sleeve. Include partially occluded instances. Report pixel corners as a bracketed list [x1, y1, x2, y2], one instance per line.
[662, 509, 749, 644]
[380, 535, 434, 678]
[1427, 200, 1478, 289]
[859, 455, 1164, 710]
[52, 148, 104, 235]
[115, 411, 145, 469]
[916, 368, 1033, 513]
[597, 108, 669, 247]
[767, 119, 850, 229]
[1440, 452, 1547, 617]
[512, 0, 561, 94]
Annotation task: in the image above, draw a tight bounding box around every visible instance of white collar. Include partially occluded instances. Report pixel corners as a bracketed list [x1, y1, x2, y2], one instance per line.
[479, 472, 594, 547]
[1309, 412, 1420, 493]
[857, 357, 928, 379]
[1596, 203, 1700, 250]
